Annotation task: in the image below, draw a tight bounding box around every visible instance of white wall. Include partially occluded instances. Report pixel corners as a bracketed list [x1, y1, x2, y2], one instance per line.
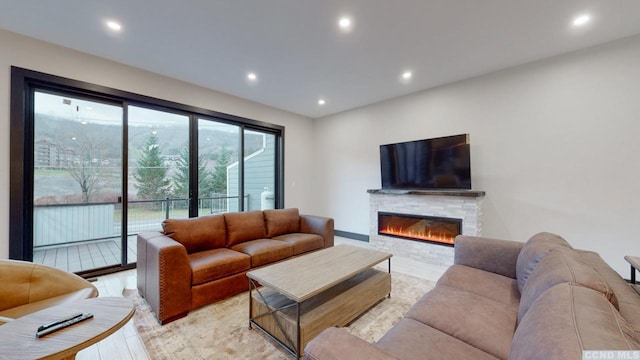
[313, 35, 640, 276]
[0, 29, 316, 259]
[3, 28, 639, 276]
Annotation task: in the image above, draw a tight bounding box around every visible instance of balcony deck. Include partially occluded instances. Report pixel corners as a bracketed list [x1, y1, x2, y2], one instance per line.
[33, 235, 138, 273]
[29, 196, 246, 274]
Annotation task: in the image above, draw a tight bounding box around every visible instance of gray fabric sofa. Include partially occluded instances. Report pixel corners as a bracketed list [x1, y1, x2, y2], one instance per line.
[303, 233, 640, 360]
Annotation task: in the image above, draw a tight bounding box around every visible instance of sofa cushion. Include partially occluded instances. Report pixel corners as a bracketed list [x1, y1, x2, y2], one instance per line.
[231, 239, 293, 267]
[272, 233, 324, 255]
[510, 283, 640, 360]
[162, 215, 226, 253]
[579, 250, 640, 332]
[224, 211, 267, 247]
[405, 285, 518, 359]
[304, 327, 400, 360]
[453, 236, 523, 279]
[188, 248, 251, 286]
[515, 232, 571, 293]
[264, 208, 301, 238]
[518, 248, 618, 323]
[375, 318, 500, 360]
[437, 264, 520, 308]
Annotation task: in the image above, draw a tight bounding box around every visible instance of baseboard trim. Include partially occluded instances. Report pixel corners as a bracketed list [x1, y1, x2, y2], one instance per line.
[335, 230, 369, 242]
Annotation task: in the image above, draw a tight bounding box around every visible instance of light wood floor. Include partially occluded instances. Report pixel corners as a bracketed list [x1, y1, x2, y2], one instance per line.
[77, 237, 447, 360]
[75, 269, 149, 360]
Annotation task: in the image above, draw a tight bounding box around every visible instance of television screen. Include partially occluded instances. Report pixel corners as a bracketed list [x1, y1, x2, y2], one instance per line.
[380, 134, 471, 190]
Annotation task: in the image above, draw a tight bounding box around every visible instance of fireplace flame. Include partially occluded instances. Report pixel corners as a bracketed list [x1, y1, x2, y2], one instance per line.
[381, 225, 455, 244]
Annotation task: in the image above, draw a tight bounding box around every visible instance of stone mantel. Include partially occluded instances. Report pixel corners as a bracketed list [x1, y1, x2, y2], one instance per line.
[367, 189, 485, 198]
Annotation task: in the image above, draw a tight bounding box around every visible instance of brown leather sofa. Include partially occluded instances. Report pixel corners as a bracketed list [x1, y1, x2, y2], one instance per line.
[0, 259, 99, 325]
[304, 233, 640, 360]
[137, 208, 334, 324]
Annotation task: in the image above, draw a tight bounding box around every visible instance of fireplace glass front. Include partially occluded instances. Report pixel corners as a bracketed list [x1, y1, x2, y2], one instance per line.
[377, 212, 461, 247]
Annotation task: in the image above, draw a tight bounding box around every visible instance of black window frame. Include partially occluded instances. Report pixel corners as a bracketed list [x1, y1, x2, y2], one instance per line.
[10, 66, 285, 263]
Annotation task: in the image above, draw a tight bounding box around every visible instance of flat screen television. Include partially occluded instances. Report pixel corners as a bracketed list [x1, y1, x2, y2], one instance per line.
[380, 134, 471, 190]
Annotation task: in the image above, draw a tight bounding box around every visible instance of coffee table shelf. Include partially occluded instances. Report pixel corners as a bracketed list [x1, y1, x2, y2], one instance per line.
[247, 245, 392, 359]
[251, 268, 390, 355]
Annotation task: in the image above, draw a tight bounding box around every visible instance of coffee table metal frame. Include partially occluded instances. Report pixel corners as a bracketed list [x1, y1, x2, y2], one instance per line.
[247, 246, 392, 359]
[625, 256, 640, 294]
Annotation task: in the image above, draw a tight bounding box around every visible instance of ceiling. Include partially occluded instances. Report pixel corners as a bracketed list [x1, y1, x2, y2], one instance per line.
[1, 1, 640, 119]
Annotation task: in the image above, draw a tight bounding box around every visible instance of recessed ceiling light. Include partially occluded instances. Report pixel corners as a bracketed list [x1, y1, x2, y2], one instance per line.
[399, 70, 413, 83]
[572, 14, 591, 27]
[318, 99, 326, 106]
[106, 20, 122, 32]
[338, 16, 353, 32]
[247, 72, 257, 81]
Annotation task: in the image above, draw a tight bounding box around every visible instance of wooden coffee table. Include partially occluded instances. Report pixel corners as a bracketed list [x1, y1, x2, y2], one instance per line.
[625, 255, 640, 294]
[247, 245, 392, 358]
[0, 297, 134, 359]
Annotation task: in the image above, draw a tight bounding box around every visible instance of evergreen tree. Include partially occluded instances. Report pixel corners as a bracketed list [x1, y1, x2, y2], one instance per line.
[198, 168, 215, 200]
[174, 145, 212, 200]
[173, 145, 190, 200]
[134, 133, 169, 200]
[211, 147, 231, 194]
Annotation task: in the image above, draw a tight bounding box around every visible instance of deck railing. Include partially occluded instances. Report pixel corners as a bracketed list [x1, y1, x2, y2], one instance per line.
[33, 195, 248, 248]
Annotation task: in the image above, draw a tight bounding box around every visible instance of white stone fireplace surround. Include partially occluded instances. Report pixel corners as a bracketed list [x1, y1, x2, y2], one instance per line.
[368, 189, 485, 266]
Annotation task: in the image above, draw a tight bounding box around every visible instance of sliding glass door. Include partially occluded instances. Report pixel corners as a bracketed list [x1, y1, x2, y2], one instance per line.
[32, 91, 124, 272]
[243, 129, 276, 211]
[10, 67, 284, 276]
[127, 106, 190, 264]
[197, 119, 241, 214]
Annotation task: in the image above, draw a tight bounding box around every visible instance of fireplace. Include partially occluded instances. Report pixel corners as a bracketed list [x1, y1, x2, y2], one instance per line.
[369, 189, 483, 266]
[377, 212, 461, 247]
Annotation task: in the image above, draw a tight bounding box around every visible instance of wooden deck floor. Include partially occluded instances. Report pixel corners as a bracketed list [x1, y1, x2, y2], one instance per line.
[33, 236, 138, 273]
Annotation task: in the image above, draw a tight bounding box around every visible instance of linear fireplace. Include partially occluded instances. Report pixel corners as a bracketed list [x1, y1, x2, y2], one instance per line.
[369, 189, 484, 266]
[377, 212, 462, 247]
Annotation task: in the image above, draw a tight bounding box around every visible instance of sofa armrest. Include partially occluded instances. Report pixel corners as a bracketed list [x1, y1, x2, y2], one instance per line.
[303, 327, 399, 360]
[454, 235, 523, 279]
[137, 232, 192, 324]
[301, 215, 334, 248]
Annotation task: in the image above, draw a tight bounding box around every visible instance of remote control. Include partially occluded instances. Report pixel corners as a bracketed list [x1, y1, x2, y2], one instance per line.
[37, 313, 83, 332]
[36, 313, 94, 338]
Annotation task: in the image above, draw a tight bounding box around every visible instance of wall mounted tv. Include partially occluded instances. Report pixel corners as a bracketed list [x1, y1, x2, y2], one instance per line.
[380, 134, 471, 190]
